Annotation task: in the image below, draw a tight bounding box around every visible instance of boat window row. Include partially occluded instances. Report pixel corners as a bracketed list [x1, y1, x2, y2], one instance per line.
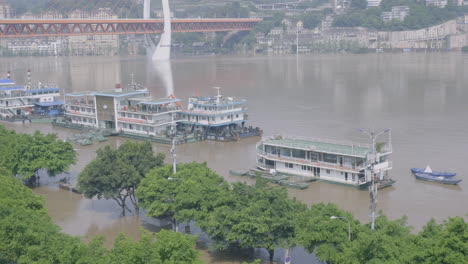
[67, 99, 94, 106]
[70, 116, 96, 124]
[121, 123, 155, 132]
[183, 114, 241, 121]
[198, 105, 242, 111]
[31, 90, 59, 96]
[263, 144, 366, 168]
[69, 106, 95, 113]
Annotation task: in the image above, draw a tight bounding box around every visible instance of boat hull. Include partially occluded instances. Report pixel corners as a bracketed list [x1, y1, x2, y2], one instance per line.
[414, 173, 462, 185]
[411, 168, 456, 177]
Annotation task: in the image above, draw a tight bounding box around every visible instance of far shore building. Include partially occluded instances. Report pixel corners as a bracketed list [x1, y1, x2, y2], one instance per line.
[425, 0, 448, 8]
[381, 6, 410, 23]
[0, 0, 12, 19]
[68, 8, 119, 56]
[367, 0, 382, 8]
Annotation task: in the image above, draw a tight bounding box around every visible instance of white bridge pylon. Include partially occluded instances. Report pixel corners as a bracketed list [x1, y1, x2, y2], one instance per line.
[144, 0, 171, 61]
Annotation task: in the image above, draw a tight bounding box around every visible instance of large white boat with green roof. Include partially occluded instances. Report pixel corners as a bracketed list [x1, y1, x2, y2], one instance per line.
[256, 135, 394, 188]
[177, 87, 262, 141]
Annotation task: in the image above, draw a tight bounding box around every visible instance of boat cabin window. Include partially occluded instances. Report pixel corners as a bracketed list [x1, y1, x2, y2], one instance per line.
[323, 153, 337, 164]
[292, 149, 305, 159]
[308, 152, 318, 161]
[280, 148, 291, 157]
[285, 163, 294, 168]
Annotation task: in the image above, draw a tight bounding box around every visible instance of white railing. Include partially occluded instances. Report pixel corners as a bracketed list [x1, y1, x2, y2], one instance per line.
[66, 110, 96, 117]
[118, 107, 180, 116]
[183, 107, 245, 116]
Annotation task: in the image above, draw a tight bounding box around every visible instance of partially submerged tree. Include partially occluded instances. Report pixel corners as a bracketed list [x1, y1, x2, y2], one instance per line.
[137, 162, 229, 231]
[0, 125, 77, 183]
[78, 141, 164, 215]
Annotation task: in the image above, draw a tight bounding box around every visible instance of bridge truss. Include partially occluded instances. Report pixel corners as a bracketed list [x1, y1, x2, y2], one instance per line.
[0, 19, 261, 38]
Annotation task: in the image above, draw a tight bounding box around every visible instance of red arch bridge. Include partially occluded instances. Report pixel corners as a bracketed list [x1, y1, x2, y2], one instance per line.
[0, 18, 261, 38]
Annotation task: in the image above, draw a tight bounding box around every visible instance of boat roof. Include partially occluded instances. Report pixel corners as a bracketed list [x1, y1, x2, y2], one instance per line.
[130, 98, 181, 106]
[189, 96, 245, 107]
[262, 137, 370, 157]
[179, 120, 244, 127]
[93, 90, 148, 98]
[181, 109, 246, 117]
[0, 86, 25, 91]
[65, 89, 148, 98]
[29, 88, 60, 93]
[0, 79, 15, 86]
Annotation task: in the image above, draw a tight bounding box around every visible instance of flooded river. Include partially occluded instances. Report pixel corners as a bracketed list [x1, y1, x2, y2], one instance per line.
[1, 53, 468, 263]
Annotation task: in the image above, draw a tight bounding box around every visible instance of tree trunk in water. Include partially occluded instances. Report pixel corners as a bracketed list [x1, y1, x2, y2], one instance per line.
[268, 249, 274, 263]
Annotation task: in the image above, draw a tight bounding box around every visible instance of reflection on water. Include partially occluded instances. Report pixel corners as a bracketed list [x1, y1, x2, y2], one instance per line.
[1, 54, 468, 263]
[151, 60, 174, 96]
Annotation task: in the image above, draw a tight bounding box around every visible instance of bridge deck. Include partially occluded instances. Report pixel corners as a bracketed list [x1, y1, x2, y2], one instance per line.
[0, 18, 261, 38]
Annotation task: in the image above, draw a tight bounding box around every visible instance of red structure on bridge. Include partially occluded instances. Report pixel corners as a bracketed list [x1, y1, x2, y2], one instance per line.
[0, 18, 261, 38]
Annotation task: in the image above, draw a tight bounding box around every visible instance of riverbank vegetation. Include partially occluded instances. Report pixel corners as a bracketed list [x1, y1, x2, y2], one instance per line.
[0, 172, 201, 264]
[1, 125, 467, 263]
[138, 162, 468, 263]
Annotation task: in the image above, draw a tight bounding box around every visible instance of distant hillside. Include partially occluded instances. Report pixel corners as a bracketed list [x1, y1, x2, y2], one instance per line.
[334, 0, 468, 31]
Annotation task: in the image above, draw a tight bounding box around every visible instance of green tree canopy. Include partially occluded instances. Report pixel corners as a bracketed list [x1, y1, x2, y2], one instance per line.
[197, 179, 307, 262]
[302, 12, 324, 29]
[0, 125, 76, 181]
[78, 141, 164, 215]
[108, 230, 201, 264]
[0, 172, 201, 264]
[137, 162, 229, 230]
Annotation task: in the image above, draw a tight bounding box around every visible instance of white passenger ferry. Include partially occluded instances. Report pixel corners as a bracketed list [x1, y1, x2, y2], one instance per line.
[178, 88, 262, 141]
[256, 135, 393, 188]
[62, 78, 181, 137]
[0, 71, 63, 119]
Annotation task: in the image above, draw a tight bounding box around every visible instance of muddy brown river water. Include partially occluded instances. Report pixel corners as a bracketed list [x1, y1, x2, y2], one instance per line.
[1, 53, 468, 263]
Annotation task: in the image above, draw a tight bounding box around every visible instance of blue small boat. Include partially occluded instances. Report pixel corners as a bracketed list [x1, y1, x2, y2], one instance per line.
[414, 173, 462, 185]
[411, 166, 456, 177]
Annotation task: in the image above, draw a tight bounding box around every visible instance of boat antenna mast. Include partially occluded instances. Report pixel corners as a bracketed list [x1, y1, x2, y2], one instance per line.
[214, 87, 221, 104]
[358, 128, 391, 230]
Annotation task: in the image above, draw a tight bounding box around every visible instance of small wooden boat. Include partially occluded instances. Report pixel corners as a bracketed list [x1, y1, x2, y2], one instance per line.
[411, 166, 456, 177]
[414, 173, 462, 185]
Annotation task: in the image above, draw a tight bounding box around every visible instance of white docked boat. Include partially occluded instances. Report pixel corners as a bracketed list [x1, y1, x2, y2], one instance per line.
[0, 71, 63, 120]
[62, 78, 181, 137]
[256, 135, 393, 188]
[177, 87, 262, 141]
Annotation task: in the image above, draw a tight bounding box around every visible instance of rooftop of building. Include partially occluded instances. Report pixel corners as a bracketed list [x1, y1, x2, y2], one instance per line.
[0, 79, 14, 86]
[66, 89, 148, 98]
[189, 96, 246, 107]
[262, 136, 372, 157]
[129, 97, 181, 106]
